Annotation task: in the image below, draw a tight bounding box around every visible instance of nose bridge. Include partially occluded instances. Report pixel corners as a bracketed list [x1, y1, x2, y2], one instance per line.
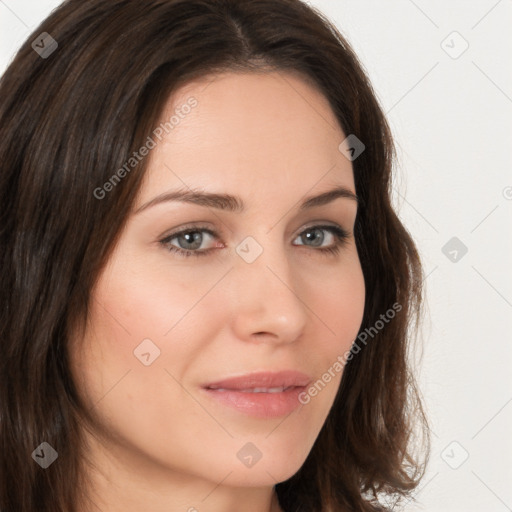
[229, 228, 308, 342]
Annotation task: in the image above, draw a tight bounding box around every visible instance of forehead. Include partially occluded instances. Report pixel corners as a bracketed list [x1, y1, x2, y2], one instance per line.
[138, 70, 354, 207]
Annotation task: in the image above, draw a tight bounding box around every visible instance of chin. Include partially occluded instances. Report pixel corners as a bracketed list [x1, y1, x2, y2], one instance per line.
[215, 434, 313, 487]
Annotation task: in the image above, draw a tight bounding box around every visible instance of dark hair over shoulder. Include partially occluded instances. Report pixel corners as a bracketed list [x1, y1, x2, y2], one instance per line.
[0, 1, 430, 511]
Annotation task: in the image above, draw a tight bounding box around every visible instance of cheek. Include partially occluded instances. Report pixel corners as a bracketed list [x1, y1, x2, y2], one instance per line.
[309, 252, 366, 354]
[298, 253, 365, 404]
[88, 254, 222, 358]
[89, 246, 365, 396]
[74, 253, 235, 423]
[275, 251, 365, 432]
[67, 243, 367, 488]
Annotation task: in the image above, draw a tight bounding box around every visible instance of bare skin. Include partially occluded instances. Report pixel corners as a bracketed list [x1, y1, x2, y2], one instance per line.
[70, 70, 365, 512]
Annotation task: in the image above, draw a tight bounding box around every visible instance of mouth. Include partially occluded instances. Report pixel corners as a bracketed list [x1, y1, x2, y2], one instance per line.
[201, 370, 311, 418]
[208, 386, 295, 393]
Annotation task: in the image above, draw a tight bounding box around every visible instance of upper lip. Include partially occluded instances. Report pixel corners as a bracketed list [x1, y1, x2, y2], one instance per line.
[203, 370, 311, 390]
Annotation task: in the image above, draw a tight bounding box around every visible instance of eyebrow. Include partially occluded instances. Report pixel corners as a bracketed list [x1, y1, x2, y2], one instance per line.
[134, 185, 358, 214]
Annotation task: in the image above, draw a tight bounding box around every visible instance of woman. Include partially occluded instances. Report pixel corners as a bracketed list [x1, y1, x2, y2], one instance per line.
[0, 0, 430, 510]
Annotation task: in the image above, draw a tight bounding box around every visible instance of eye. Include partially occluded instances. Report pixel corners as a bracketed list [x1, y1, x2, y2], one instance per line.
[159, 224, 350, 258]
[292, 224, 350, 256]
[159, 225, 218, 258]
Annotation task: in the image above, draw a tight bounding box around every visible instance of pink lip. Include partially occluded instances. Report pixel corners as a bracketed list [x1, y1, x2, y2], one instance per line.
[204, 370, 311, 390]
[201, 370, 311, 418]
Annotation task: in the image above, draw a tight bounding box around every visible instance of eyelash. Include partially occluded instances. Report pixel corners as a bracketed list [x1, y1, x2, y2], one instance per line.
[159, 224, 350, 258]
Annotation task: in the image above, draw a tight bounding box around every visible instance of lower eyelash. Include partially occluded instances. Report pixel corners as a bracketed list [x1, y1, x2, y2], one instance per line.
[160, 227, 216, 258]
[160, 225, 349, 258]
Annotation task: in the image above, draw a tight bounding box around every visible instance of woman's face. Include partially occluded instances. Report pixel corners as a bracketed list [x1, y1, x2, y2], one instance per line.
[71, 70, 365, 502]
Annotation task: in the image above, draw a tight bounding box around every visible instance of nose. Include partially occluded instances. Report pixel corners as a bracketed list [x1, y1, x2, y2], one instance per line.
[229, 238, 309, 345]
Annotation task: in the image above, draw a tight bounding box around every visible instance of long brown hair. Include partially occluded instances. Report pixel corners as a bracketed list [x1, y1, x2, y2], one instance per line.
[0, 0, 430, 510]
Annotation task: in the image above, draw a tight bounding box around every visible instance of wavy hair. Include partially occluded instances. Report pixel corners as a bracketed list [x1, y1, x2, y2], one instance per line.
[0, 0, 430, 510]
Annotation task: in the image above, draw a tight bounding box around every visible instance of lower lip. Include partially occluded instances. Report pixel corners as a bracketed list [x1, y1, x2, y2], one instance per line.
[202, 386, 307, 418]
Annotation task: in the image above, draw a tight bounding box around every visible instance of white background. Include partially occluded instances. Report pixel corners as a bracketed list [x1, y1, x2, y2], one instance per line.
[1, 1, 511, 510]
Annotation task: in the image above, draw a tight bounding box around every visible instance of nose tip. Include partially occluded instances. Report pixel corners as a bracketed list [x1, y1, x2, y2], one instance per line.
[230, 248, 309, 345]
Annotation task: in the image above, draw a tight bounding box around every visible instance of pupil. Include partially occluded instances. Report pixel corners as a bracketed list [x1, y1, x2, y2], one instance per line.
[304, 228, 323, 247]
[176, 228, 325, 251]
[180, 231, 202, 249]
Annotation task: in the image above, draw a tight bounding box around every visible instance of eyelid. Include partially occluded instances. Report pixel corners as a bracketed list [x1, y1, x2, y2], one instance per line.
[160, 221, 348, 240]
[160, 223, 218, 243]
[159, 221, 351, 257]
